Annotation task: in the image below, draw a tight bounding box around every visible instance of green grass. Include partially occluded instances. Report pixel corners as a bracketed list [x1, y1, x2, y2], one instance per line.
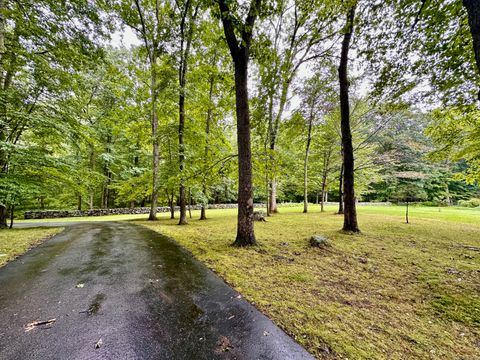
[138, 205, 480, 359]
[0, 227, 63, 267]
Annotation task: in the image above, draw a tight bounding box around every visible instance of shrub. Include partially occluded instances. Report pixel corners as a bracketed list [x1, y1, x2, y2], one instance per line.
[458, 198, 480, 208]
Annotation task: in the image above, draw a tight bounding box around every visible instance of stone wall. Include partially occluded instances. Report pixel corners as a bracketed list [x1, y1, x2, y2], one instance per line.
[24, 202, 390, 220]
[24, 203, 264, 219]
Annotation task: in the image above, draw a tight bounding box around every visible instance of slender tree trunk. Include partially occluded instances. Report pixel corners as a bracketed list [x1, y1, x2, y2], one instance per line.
[188, 188, 192, 219]
[169, 190, 175, 219]
[178, 83, 187, 224]
[338, 163, 344, 214]
[445, 183, 451, 205]
[405, 201, 409, 224]
[338, 5, 359, 232]
[201, 74, 215, 221]
[303, 113, 314, 213]
[77, 194, 82, 211]
[178, 2, 197, 226]
[463, 0, 480, 100]
[9, 204, 13, 229]
[320, 149, 331, 213]
[321, 183, 326, 212]
[149, 66, 160, 221]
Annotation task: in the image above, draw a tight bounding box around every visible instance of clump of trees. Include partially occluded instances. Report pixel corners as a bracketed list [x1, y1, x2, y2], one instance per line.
[1, 0, 480, 239]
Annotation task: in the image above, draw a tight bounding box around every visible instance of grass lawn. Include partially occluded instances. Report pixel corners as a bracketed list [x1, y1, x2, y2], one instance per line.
[140, 205, 480, 359]
[0, 227, 64, 267]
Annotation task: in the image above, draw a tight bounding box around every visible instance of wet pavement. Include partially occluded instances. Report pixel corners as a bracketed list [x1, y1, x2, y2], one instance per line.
[0, 222, 314, 359]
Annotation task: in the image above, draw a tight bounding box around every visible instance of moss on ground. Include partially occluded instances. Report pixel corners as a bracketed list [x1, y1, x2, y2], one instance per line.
[0, 227, 63, 267]
[141, 205, 480, 359]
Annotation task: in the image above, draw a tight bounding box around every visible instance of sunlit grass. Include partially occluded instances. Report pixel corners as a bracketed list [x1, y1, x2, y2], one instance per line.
[140, 205, 480, 359]
[0, 227, 63, 267]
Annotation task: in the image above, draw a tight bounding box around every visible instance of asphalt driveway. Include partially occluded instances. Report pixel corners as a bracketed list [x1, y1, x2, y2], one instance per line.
[0, 222, 313, 360]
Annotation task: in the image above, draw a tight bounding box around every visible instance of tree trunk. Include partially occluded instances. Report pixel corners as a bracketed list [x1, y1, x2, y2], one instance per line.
[188, 188, 192, 219]
[178, 2, 197, 226]
[200, 74, 215, 221]
[463, 0, 480, 100]
[303, 113, 314, 213]
[149, 66, 160, 221]
[9, 204, 13, 229]
[320, 149, 331, 213]
[232, 58, 256, 246]
[338, 164, 344, 214]
[338, 5, 359, 232]
[77, 194, 82, 211]
[0, 205, 7, 228]
[219, 0, 260, 246]
[445, 183, 451, 205]
[405, 201, 409, 224]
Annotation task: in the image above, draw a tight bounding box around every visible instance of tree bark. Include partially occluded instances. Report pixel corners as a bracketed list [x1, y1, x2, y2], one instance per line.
[178, 1, 198, 226]
[338, 5, 359, 232]
[149, 66, 160, 221]
[338, 163, 344, 214]
[232, 58, 256, 246]
[0, 205, 7, 228]
[463, 0, 480, 100]
[9, 204, 13, 229]
[200, 72, 215, 220]
[303, 112, 314, 213]
[405, 201, 409, 224]
[218, 0, 261, 246]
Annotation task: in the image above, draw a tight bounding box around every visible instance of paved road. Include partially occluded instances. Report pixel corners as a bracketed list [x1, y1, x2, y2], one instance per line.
[0, 222, 313, 360]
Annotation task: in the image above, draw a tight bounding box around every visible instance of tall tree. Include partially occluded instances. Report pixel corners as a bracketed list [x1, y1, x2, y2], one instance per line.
[338, 2, 360, 232]
[117, 0, 173, 220]
[177, 0, 199, 225]
[217, 0, 262, 246]
[463, 0, 480, 100]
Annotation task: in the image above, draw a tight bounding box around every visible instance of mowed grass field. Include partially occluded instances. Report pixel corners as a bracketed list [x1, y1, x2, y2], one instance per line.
[140, 205, 480, 359]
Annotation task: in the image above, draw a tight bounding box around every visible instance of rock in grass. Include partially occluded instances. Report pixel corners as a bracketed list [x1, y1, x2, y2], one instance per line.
[310, 235, 329, 248]
[253, 211, 267, 222]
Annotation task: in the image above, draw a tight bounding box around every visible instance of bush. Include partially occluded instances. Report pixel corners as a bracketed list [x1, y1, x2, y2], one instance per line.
[458, 198, 480, 208]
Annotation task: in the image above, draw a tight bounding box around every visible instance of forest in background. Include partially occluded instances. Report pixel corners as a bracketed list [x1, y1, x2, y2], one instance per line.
[1, 0, 480, 233]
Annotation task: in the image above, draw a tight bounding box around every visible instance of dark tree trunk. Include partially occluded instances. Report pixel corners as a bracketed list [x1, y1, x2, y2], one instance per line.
[0, 205, 7, 228]
[178, 2, 197, 226]
[405, 201, 409, 224]
[338, 164, 344, 214]
[232, 59, 256, 246]
[463, 0, 480, 100]
[219, 0, 261, 246]
[338, 5, 359, 232]
[9, 204, 13, 229]
[77, 194, 82, 211]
